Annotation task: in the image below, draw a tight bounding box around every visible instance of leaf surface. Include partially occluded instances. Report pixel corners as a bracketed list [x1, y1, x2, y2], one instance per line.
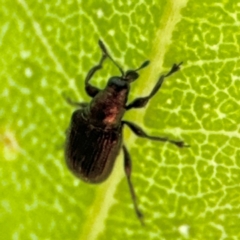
[0, 1, 239, 239]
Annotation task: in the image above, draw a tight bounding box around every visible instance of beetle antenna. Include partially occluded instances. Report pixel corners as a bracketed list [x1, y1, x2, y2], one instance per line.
[98, 40, 124, 76]
[134, 60, 150, 72]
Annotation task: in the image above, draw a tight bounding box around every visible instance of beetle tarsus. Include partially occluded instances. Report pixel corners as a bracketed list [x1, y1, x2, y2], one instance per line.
[98, 39, 124, 76]
[170, 140, 190, 148]
[98, 40, 108, 54]
[165, 62, 183, 77]
[137, 210, 145, 226]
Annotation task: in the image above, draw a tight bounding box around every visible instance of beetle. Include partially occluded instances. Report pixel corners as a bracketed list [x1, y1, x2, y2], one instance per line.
[65, 40, 188, 225]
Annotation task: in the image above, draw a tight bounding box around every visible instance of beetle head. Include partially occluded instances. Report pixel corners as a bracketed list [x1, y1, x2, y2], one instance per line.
[107, 76, 129, 88]
[98, 40, 150, 85]
[120, 60, 151, 83]
[123, 70, 139, 82]
[123, 60, 150, 83]
[107, 59, 150, 88]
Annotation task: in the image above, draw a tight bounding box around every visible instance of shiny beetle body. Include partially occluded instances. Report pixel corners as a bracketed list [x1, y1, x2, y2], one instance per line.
[66, 108, 123, 183]
[65, 40, 187, 225]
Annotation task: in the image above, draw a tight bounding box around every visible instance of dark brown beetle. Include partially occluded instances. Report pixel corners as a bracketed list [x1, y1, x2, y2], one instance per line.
[65, 40, 188, 225]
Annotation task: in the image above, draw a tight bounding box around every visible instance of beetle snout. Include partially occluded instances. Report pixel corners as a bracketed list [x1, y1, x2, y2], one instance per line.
[124, 70, 139, 82]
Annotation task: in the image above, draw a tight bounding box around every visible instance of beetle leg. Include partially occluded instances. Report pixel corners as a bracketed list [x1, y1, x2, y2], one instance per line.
[62, 92, 88, 108]
[126, 63, 182, 110]
[65, 98, 89, 108]
[84, 48, 108, 98]
[122, 145, 144, 226]
[98, 40, 124, 76]
[123, 120, 189, 148]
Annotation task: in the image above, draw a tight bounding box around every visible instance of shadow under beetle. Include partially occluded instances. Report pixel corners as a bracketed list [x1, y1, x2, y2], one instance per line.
[65, 40, 188, 225]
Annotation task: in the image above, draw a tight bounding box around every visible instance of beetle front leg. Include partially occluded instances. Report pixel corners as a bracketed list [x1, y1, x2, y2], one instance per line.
[122, 145, 144, 225]
[84, 45, 108, 98]
[123, 120, 188, 148]
[126, 63, 182, 110]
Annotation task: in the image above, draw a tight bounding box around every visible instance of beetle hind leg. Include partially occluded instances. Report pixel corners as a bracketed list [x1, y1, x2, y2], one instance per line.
[122, 145, 144, 226]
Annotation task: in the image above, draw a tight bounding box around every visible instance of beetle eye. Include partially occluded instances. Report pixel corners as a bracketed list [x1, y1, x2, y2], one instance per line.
[125, 70, 139, 82]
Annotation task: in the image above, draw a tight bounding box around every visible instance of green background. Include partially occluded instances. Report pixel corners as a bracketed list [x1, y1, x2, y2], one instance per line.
[1, 0, 240, 239]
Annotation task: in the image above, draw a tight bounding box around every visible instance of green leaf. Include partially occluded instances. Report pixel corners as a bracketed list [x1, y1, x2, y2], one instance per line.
[1, 0, 239, 239]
